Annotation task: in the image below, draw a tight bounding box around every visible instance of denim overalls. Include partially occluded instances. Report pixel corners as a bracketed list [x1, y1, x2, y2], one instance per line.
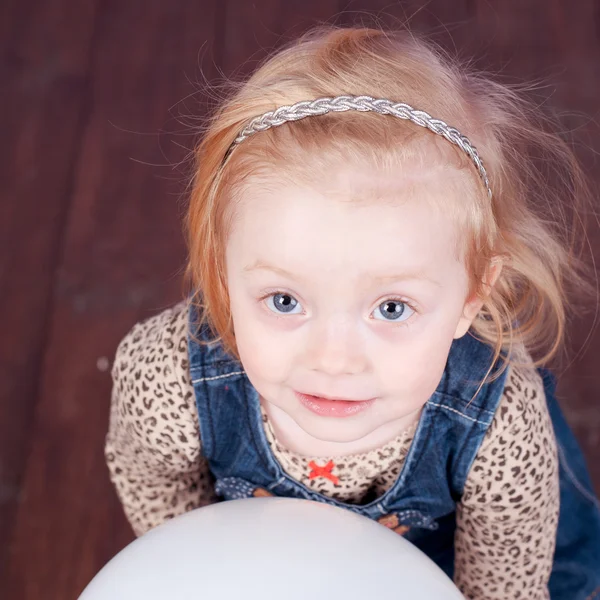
[187, 303, 600, 598]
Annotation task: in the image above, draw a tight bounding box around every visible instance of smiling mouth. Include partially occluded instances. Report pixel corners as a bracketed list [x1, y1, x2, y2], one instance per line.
[294, 391, 376, 417]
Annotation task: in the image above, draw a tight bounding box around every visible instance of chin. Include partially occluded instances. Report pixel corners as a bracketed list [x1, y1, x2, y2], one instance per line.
[295, 415, 377, 444]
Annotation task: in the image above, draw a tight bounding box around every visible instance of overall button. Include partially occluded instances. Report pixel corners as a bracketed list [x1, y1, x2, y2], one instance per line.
[377, 513, 411, 536]
[215, 477, 273, 500]
[253, 487, 274, 498]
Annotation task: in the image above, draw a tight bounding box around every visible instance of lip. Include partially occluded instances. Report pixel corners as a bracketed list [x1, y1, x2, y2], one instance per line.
[295, 391, 376, 418]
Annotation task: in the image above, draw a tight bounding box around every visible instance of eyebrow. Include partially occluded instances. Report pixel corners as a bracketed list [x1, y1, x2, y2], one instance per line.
[243, 260, 442, 287]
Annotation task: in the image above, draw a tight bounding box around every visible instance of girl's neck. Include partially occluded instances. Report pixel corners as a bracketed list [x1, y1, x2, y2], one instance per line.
[260, 399, 422, 458]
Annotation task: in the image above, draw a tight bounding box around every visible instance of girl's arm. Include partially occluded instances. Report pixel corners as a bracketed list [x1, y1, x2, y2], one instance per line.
[454, 363, 560, 600]
[104, 304, 217, 537]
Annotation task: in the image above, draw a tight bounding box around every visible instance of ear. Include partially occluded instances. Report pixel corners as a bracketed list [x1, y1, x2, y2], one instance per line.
[453, 259, 503, 339]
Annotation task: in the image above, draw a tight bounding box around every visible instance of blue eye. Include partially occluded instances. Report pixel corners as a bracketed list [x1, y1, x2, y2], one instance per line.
[373, 299, 415, 322]
[267, 292, 302, 314]
[260, 292, 417, 326]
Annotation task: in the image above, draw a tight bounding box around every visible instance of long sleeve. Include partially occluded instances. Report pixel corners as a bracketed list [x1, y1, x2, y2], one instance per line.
[453, 360, 560, 599]
[104, 302, 217, 537]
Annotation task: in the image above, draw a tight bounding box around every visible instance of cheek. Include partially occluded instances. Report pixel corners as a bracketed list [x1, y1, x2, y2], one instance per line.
[380, 330, 454, 400]
[233, 317, 290, 383]
[229, 290, 298, 379]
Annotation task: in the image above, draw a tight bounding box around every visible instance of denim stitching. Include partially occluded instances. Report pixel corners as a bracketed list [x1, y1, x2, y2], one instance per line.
[202, 379, 216, 459]
[190, 333, 217, 459]
[557, 441, 600, 510]
[241, 378, 273, 473]
[192, 370, 246, 384]
[440, 391, 497, 416]
[427, 401, 491, 426]
[268, 476, 286, 491]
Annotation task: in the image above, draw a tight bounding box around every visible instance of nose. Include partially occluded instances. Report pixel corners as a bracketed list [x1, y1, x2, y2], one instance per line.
[306, 313, 367, 376]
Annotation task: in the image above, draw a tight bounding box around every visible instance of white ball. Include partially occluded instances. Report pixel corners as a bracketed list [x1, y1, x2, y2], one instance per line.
[80, 497, 464, 599]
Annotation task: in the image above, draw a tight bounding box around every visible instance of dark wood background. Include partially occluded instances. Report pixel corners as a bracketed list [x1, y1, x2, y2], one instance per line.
[2, 1, 599, 598]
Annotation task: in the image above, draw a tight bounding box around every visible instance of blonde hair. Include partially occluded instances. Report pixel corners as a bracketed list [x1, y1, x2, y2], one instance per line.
[183, 25, 598, 389]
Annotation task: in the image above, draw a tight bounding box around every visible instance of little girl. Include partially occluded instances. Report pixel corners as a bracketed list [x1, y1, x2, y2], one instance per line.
[105, 26, 600, 599]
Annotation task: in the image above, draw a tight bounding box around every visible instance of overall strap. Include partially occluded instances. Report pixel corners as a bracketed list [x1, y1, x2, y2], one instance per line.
[187, 301, 283, 484]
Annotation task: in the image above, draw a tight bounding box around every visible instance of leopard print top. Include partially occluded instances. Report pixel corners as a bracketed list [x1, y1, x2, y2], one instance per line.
[261, 406, 419, 503]
[105, 302, 560, 600]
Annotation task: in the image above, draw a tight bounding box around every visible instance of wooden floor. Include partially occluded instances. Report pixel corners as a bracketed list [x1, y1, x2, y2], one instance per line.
[2, 1, 600, 597]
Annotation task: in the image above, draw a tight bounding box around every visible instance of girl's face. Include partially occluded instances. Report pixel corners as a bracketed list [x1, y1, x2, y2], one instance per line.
[225, 162, 500, 454]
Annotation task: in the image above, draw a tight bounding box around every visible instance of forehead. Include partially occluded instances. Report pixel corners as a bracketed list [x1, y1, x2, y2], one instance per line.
[226, 163, 467, 279]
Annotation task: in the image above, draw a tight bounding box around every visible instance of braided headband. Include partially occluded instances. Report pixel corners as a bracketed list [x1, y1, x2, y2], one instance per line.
[225, 95, 492, 199]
